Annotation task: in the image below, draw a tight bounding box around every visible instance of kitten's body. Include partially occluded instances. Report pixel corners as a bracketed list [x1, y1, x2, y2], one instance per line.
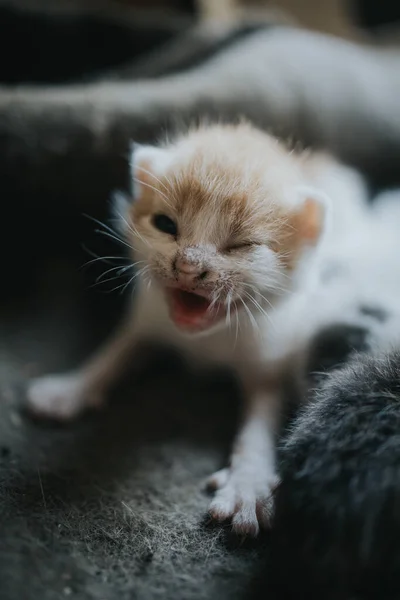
[27, 123, 367, 535]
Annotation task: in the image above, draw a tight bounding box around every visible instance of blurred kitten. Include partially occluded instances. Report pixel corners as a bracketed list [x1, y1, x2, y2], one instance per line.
[26, 122, 366, 535]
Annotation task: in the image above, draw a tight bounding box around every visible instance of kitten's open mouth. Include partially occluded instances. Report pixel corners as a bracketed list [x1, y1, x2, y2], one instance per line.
[166, 288, 225, 332]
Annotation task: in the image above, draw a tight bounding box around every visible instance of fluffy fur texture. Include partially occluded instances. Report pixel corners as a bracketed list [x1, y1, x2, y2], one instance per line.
[270, 351, 400, 600]
[26, 122, 365, 537]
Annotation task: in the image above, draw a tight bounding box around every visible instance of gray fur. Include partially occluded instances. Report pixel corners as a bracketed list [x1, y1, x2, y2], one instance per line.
[269, 350, 400, 600]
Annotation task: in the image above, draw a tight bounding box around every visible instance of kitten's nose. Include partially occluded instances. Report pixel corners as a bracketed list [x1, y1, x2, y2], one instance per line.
[175, 258, 208, 283]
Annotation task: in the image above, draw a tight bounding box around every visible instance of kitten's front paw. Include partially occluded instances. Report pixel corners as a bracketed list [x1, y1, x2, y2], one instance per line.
[26, 374, 103, 421]
[207, 468, 279, 537]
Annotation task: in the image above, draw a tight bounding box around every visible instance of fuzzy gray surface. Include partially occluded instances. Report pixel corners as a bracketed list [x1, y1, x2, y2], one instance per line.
[0, 263, 269, 600]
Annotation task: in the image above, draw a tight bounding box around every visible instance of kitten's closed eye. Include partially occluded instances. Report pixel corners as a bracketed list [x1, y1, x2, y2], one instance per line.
[152, 214, 178, 237]
[226, 241, 260, 252]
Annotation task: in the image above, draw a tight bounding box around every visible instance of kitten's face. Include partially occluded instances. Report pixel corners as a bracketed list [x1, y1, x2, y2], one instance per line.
[122, 127, 327, 334]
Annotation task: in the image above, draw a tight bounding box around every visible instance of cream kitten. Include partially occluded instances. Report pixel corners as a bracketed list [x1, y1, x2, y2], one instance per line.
[27, 122, 353, 536]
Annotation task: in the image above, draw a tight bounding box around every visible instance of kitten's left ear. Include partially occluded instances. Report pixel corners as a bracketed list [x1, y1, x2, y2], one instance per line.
[293, 186, 331, 246]
[129, 141, 169, 199]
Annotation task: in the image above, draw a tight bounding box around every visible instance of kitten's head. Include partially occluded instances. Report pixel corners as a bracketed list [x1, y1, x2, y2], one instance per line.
[117, 124, 329, 334]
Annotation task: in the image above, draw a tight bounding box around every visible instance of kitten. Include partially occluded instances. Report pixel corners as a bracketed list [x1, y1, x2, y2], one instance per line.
[26, 122, 363, 536]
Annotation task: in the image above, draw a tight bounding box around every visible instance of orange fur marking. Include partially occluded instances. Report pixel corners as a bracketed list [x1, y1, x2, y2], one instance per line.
[130, 122, 329, 272]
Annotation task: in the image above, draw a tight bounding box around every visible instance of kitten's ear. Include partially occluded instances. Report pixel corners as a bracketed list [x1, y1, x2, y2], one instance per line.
[129, 141, 169, 199]
[292, 186, 331, 246]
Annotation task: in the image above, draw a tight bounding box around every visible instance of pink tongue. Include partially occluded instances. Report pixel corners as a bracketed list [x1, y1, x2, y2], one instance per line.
[170, 289, 211, 326]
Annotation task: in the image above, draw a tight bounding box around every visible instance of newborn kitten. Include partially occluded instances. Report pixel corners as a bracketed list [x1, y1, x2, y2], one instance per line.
[27, 122, 341, 535]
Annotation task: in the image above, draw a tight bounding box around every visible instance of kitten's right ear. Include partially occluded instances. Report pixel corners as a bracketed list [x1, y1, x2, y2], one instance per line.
[129, 141, 169, 199]
[293, 186, 331, 247]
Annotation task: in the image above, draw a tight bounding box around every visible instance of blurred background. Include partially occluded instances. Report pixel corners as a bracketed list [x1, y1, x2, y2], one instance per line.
[2, 0, 400, 87]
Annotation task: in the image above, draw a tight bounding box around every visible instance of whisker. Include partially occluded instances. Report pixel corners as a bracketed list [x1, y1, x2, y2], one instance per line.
[84, 214, 129, 242]
[243, 287, 278, 334]
[243, 283, 277, 310]
[135, 165, 181, 206]
[114, 209, 135, 236]
[257, 291, 275, 313]
[109, 266, 150, 294]
[265, 285, 289, 296]
[243, 291, 270, 320]
[88, 273, 128, 289]
[96, 229, 133, 250]
[226, 291, 233, 329]
[119, 275, 137, 296]
[84, 255, 131, 267]
[274, 269, 291, 281]
[238, 295, 258, 332]
[89, 263, 145, 290]
[139, 267, 153, 294]
[132, 176, 173, 209]
[123, 266, 150, 294]
[114, 208, 151, 249]
[84, 213, 139, 253]
[96, 264, 135, 284]
[80, 246, 131, 268]
[208, 291, 221, 316]
[135, 165, 170, 194]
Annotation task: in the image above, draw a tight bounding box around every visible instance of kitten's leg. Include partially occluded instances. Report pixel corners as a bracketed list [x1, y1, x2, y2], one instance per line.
[208, 386, 280, 537]
[26, 314, 140, 421]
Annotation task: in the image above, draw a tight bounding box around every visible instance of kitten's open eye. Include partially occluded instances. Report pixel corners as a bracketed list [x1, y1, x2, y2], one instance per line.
[152, 214, 178, 236]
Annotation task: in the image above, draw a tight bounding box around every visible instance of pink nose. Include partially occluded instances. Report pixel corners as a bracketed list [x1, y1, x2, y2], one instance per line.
[175, 259, 208, 282]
